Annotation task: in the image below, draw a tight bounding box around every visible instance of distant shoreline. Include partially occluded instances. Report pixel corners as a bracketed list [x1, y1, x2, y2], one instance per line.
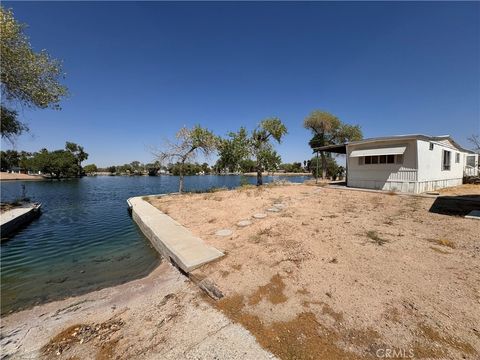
[0, 172, 44, 182]
[242, 172, 312, 177]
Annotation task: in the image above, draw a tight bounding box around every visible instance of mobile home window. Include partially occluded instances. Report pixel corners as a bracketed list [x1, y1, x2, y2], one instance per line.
[429, 143, 434, 150]
[387, 155, 395, 163]
[365, 156, 372, 164]
[442, 150, 451, 171]
[466, 155, 476, 167]
[455, 153, 460, 163]
[371, 156, 379, 164]
[379, 155, 387, 164]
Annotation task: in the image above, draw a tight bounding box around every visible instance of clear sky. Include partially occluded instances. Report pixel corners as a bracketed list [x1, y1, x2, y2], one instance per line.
[2, 1, 479, 167]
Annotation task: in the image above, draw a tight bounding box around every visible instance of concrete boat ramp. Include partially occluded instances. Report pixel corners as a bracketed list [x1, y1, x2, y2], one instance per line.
[127, 196, 224, 273]
[1, 202, 41, 239]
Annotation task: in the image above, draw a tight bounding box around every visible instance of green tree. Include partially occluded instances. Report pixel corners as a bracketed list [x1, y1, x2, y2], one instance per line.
[108, 166, 117, 174]
[217, 118, 287, 185]
[216, 127, 250, 173]
[201, 162, 211, 174]
[146, 161, 160, 176]
[238, 158, 256, 173]
[31, 149, 77, 179]
[304, 110, 362, 179]
[83, 164, 98, 175]
[0, 7, 67, 141]
[0, 149, 19, 170]
[309, 155, 344, 180]
[65, 142, 88, 176]
[251, 118, 287, 185]
[155, 125, 219, 193]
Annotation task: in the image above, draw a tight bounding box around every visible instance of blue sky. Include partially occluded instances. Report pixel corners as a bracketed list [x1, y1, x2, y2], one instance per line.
[2, 1, 479, 167]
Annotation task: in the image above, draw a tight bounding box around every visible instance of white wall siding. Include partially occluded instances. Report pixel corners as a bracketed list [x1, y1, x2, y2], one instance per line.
[347, 139, 418, 190]
[416, 139, 465, 182]
[346, 137, 477, 194]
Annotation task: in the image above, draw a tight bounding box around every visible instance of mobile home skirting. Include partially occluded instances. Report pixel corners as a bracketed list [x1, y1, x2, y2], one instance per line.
[347, 178, 463, 194]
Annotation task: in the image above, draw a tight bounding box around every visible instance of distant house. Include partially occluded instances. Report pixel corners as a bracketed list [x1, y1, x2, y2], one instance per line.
[314, 135, 479, 193]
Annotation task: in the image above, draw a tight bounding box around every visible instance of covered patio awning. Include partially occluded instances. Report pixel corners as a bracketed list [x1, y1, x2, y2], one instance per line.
[312, 144, 347, 154]
[349, 146, 406, 157]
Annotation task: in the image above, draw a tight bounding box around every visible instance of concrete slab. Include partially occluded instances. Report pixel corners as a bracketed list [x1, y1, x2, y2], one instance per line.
[0, 207, 32, 226]
[128, 196, 224, 273]
[465, 210, 480, 220]
[1, 203, 41, 238]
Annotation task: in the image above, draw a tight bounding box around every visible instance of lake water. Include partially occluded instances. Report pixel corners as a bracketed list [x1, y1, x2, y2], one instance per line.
[0, 174, 310, 314]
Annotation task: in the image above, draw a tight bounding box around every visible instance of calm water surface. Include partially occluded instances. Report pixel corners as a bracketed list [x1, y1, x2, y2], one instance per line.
[1, 175, 310, 314]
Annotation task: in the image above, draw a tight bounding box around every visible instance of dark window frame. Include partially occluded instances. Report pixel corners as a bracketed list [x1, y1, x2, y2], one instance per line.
[442, 150, 451, 171]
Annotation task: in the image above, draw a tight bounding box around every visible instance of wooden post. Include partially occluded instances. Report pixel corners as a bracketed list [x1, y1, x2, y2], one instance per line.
[315, 151, 319, 184]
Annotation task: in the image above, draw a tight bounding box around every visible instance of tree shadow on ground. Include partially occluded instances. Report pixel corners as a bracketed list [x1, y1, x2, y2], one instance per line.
[429, 195, 480, 217]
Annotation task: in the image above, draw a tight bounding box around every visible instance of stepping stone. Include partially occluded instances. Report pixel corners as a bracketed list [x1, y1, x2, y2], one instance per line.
[215, 229, 233, 237]
[253, 213, 267, 219]
[237, 220, 252, 227]
[273, 203, 286, 209]
[267, 207, 280, 212]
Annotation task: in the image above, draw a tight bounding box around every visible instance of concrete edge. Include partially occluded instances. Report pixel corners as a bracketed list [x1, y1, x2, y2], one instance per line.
[127, 194, 224, 273]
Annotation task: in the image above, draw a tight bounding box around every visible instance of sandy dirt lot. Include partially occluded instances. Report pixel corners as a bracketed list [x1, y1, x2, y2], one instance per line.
[0, 172, 43, 181]
[149, 183, 480, 359]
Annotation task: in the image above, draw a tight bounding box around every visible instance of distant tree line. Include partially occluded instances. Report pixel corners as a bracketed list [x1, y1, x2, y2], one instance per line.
[1, 142, 88, 179]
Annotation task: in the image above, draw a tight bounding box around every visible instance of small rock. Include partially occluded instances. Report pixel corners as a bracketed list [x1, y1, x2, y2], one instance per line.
[273, 203, 286, 209]
[253, 213, 267, 219]
[267, 208, 280, 212]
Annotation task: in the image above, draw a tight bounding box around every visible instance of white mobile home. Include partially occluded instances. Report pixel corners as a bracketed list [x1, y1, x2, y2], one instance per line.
[315, 135, 478, 194]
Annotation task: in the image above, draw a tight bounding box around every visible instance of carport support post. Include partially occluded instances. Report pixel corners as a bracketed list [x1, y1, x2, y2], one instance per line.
[315, 151, 319, 184]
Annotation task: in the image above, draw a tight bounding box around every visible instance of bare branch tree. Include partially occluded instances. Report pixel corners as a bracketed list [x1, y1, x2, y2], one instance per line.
[153, 126, 218, 193]
[468, 134, 480, 153]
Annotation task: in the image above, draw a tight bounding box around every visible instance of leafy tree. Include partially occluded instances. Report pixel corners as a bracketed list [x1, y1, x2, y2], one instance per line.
[279, 162, 304, 173]
[30, 149, 77, 179]
[65, 142, 88, 176]
[108, 166, 116, 174]
[309, 155, 344, 180]
[201, 162, 211, 174]
[304, 110, 362, 179]
[216, 127, 250, 173]
[217, 118, 287, 185]
[83, 164, 98, 175]
[0, 7, 67, 141]
[146, 161, 161, 176]
[238, 158, 256, 173]
[155, 126, 219, 192]
[0, 149, 19, 170]
[251, 118, 287, 185]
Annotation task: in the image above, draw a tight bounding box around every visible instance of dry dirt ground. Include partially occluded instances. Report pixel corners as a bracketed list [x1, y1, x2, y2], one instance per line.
[148, 183, 480, 360]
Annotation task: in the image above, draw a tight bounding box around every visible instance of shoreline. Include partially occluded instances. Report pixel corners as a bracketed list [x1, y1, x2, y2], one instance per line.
[0, 172, 44, 181]
[1, 262, 274, 359]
